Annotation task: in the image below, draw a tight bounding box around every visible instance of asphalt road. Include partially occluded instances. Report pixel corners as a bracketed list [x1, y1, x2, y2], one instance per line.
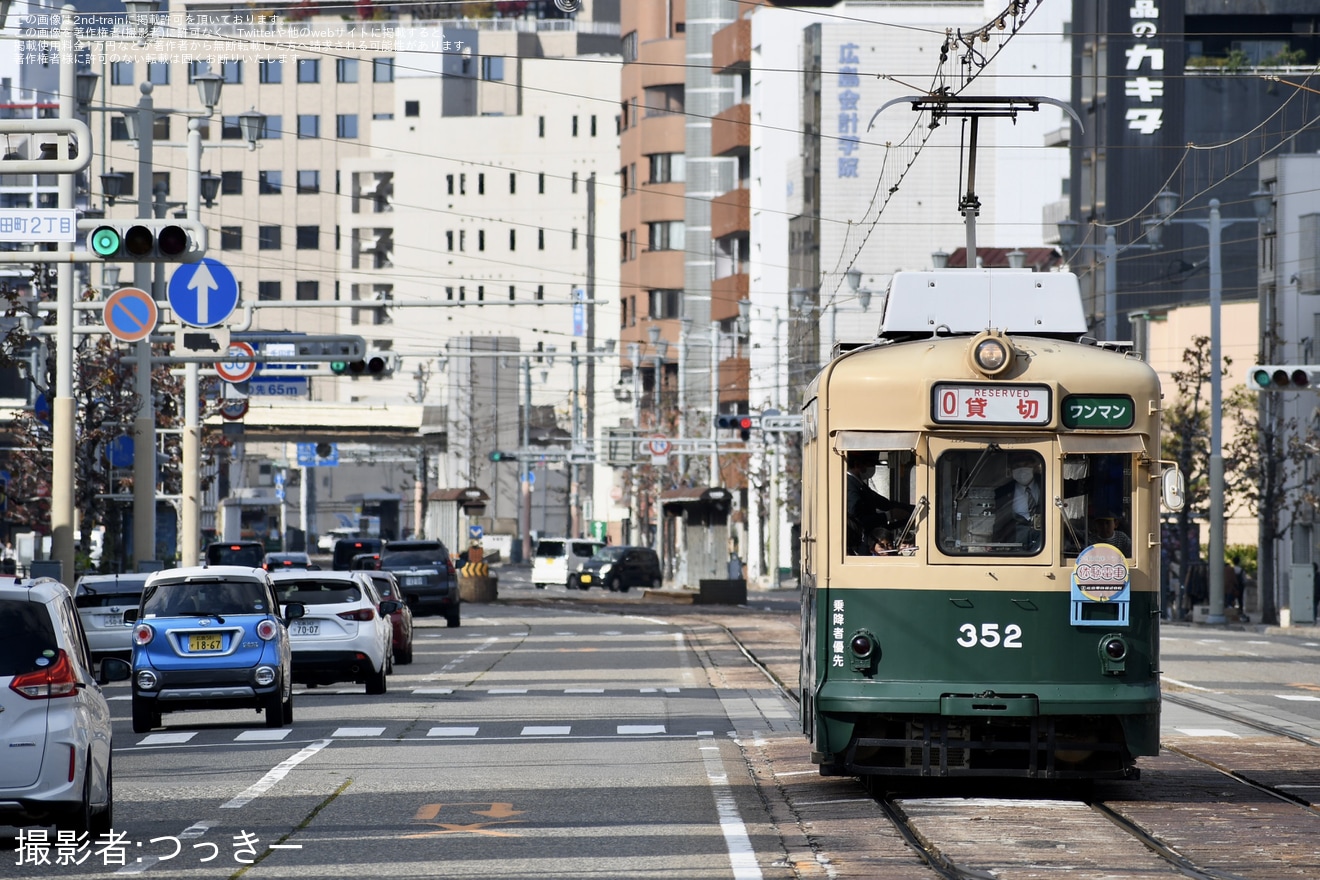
[1, 583, 799, 880]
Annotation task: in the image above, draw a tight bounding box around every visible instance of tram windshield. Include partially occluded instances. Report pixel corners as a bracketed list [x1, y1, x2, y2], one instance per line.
[934, 447, 1134, 559]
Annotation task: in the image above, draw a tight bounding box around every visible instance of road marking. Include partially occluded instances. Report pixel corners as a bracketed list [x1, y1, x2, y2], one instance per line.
[1276, 694, 1320, 701]
[333, 726, 386, 737]
[235, 729, 293, 742]
[699, 739, 763, 880]
[138, 732, 196, 745]
[521, 725, 571, 736]
[1173, 728, 1240, 738]
[428, 726, 479, 737]
[412, 687, 454, 694]
[488, 688, 528, 694]
[565, 688, 604, 694]
[618, 725, 666, 735]
[221, 738, 331, 808]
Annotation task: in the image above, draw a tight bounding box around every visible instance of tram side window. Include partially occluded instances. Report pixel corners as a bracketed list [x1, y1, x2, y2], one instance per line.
[845, 450, 916, 556]
[936, 448, 1044, 556]
[1061, 453, 1133, 558]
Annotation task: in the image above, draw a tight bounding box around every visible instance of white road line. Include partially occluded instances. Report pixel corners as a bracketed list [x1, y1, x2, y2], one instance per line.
[521, 725, 571, 736]
[1277, 694, 1320, 701]
[618, 725, 666, 735]
[412, 687, 454, 694]
[427, 726, 479, 737]
[221, 738, 331, 809]
[488, 688, 528, 694]
[235, 729, 292, 742]
[137, 732, 196, 746]
[117, 822, 213, 874]
[332, 726, 386, 737]
[1173, 728, 1241, 738]
[1161, 676, 1215, 692]
[565, 688, 604, 694]
[699, 740, 763, 880]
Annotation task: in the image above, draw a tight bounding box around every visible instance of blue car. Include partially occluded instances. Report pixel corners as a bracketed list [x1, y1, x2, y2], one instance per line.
[126, 566, 304, 733]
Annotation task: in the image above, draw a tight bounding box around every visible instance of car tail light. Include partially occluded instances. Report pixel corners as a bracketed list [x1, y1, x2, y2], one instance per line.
[444, 558, 456, 576]
[337, 608, 375, 622]
[133, 623, 154, 645]
[9, 649, 79, 699]
[256, 619, 278, 640]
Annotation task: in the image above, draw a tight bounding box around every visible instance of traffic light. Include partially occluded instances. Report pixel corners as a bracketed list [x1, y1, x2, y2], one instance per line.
[86, 220, 194, 261]
[489, 450, 517, 462]
[1247, 365, 1320, 391]
[716, 414, 756, 441]
[331, 353, 395, 377]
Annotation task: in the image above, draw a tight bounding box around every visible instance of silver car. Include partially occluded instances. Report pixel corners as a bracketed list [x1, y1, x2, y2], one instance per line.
[73, 572, 151, 662]
[0, 578, 129, 833]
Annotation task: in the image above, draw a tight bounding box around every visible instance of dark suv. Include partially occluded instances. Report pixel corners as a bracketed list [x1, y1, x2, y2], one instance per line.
[204, 541, 266, 569]
[573, 546, 662, 592]
[378, 540, 459, 626]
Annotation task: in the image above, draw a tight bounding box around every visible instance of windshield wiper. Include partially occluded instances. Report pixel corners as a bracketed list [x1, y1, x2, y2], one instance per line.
[954, 443, 1000, 503]
[193, 611, 226, 623]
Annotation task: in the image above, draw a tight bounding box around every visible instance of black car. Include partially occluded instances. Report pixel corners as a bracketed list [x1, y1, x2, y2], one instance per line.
[204, 541, 266, 569]
[332, 537, 383, 571]
[378, 540, 460, 626]
[573, 546, 662, 592]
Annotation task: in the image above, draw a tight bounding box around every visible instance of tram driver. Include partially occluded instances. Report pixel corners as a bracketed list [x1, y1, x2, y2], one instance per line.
[995, 451, 1044, 551]
[846, 452, 914, 555]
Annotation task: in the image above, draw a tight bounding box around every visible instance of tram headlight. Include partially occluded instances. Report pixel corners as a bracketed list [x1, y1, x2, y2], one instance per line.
[968, 331, 1016, 377]
[1097, 633, 1129, 675]
[849, 629, 879, 674]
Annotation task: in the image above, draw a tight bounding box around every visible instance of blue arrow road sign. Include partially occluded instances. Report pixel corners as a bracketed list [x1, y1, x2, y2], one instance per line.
[168, 258, 239, 328]
[469, 524, 484, 541]
[296, 442, 339, 467]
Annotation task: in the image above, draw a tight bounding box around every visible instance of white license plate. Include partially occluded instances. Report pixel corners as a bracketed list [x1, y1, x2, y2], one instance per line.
[291, 622, 320, 636]
[404, 576, 426, 586]
[99, 615, 125, 627]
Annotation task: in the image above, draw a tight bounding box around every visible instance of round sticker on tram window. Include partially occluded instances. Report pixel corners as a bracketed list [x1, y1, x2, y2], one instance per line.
[1073, 543, 1129, 601]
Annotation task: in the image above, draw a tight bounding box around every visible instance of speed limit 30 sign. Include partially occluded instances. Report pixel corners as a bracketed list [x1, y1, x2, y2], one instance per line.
[215, 341, 257, 383]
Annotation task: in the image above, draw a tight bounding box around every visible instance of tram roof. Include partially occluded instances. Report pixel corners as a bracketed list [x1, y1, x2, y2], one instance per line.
[880, 269, 1087, 338]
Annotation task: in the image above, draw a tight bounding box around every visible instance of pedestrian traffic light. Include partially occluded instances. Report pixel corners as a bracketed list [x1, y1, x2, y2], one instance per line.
[1247, 365, 1320, 391]
[86, 220, 195, 261]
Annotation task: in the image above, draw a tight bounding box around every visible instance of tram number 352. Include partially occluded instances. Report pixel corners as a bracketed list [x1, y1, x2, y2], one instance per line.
[956, 623, 1024, 649]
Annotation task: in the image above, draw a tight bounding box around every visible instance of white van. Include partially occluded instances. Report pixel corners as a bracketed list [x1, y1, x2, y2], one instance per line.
[531, 537, 604, 589]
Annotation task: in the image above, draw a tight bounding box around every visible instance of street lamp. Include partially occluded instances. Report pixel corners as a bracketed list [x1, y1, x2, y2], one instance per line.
[1148, 187, 1272, 625]
[843, 267, 878, 311]
[1057, 216, 1167, 341]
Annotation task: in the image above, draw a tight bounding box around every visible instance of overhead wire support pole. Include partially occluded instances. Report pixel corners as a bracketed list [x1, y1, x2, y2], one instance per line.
[181, 117, 202, 567]
[132, 80, 157, 569]
[52, 6, 77, 583]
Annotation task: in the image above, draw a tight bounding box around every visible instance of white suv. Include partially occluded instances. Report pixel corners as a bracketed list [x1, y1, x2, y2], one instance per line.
[0, 578, 129, 833]
[532, 538, 604, 589]
[270, 571, 397, 694]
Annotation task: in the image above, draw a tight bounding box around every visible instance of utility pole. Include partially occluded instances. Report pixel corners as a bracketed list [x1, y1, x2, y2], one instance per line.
[520, 357, 532, 562]
[51, 7, 77, 582]
[584, 172, 596, 538]
[132, 81, 156, 568]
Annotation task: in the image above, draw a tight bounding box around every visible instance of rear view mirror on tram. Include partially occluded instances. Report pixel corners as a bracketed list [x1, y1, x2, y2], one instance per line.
[1161, 467, 1186, 512]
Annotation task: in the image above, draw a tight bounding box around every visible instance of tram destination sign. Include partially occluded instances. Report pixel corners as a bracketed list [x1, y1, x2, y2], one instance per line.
[1061, 395, 1135, 430]
[931, 383, 1052, 426]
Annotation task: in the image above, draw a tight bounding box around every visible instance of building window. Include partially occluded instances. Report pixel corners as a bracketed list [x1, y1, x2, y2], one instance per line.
[509, 172, 516, 194]
[481, 56, 504, 81]
[648, 153, 685, 184]
[536, 284, 544, 303]
[297, 170, 320, 193]
[405, 100, 419, 117]
[110, 61, 133, 85]
[628, 229, 637, 261]
[260, 115, 281, 139]
[221, 116, 242, 140]
[509, 229, 516, 251]
[220, 226, 242, 250]
[222, 61, 241, 84]
[538, 229, 545, 250]
[258, 226, 281, 249]
[509, 285, 516, 301]
[643, 85, 684, 117]
[152, 115, 169, 141]
[259, 59, 282, 83]
[478, 229, 485, 251]
[445, 230, 454, 251]
[373, 57, 394, 82]
[298, 59, 319, 83]
[151, 171, 170, 196]
[336, 114, 359, 139]
[147, 62, 169, 84]
[538, 173, 545, 194]
[648, 289, 681, 319]
[258, 281, 281, 301]
[478, 173, 485, 195]
[648, 220, 683, 251]
[622, 30, 638, 63]
[296, 226, 319, 249]
[110, 116, 131, 141]
[591, 115, 597, 137]
[258, 170, 282, 193]
[296, 281, 319, 301]
[538, 116, 545, 138]
[572, 172, 578, 194]
[297, 114, 319, 138]
[336, 58, 359, 83]
[221, 170, 242, 195]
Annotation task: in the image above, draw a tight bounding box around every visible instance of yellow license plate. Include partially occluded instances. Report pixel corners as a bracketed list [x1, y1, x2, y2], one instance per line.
[581, 575, 593, 583]
[188, 634, 223, 652]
